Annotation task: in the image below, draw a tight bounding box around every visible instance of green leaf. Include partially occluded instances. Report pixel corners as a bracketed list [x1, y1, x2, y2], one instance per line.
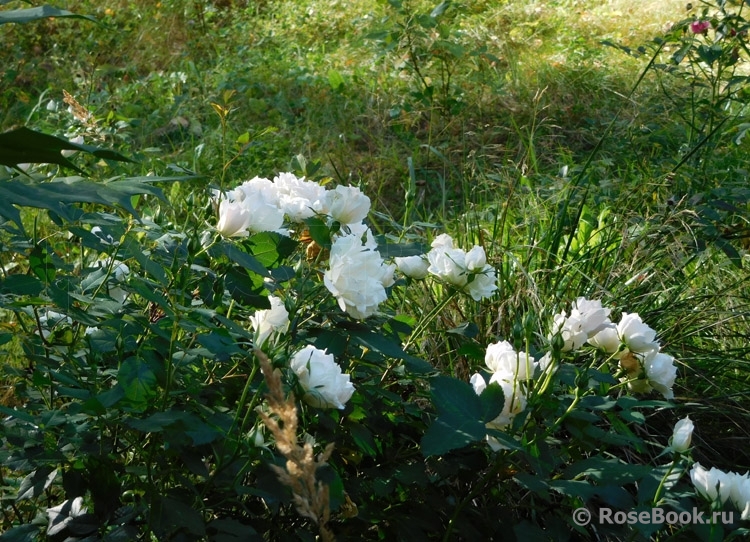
[29, 243, 55, 283]
[0, 274, 44, 297]
[0, 176, 165, 230]
[0, 524, 44, 542]
[548, 479, 598, 501]
[0, 127, 127, 171]
[478, 381, 504, 423]
[118, 357, 158, 405]
[0, 5, 97, 25]
[350, 328, 433, 374]
[221, 241, 270, 277]
[327, 69, 345, 91]
[564, 456, 654, 485]
[421, 376, 485, 456]
[447, 322, 478, 338]
[375, 240, 427, 258]
[303, 216, 331, 249]
[120, 236, 168, 286]
[247, 231, 298, 267]
[430, 0, 450, 18]
[16, 466, 57, 501]
[152, 497, 206, 537]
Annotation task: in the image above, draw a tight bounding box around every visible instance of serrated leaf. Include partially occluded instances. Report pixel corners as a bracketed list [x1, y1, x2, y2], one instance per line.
[0, 6, 97, 25]
[421, 376, 485, 456]
[117, 357, 157, 405]
[303, 216, 331, 249]
[247, 231, 298, 267]
[422, 411, 484, 456]
[221, 241, 270, 277]
[478, 381, 504, 423]
[0, 524, 43, 542]
[29, 243, 55, 283]
[16, 466, 57, 501]
[0, 127, 126, 170]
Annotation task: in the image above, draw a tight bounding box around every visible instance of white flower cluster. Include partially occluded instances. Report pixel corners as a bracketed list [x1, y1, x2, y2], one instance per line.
[213, 173, 371, 238]
[550, 298, 678, 400]
[217, 173, 394, 320]
[394, 233, 498, 301]
[691, 463, 750, 520]
[470, 340, 537, 450]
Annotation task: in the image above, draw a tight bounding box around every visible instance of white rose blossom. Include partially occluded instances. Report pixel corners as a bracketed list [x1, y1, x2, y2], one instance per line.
[394, 255, 430, 279]
[732, 475, 750, 520]
[95, 259, 130, 303]
[588, 323, 620, 353]
[484, 340, 538, 380]
[643, 350, 678, 400]
[471, 371, 527, 451]
[290, 345, 355, 409]
[326, 185, 371, 225]
[617, 312, 659, 353]
[426, 234, 498, 301]
[216, 199, 253, 238]
[47, 497, 88, 537]
[249, 295, 289, 347]
[324, 230, 395, 319]
[274, 172, 329, 222]
[550, 297, 612, 352]
[670, 416, 694, 453]
[690, 463, 735, 504]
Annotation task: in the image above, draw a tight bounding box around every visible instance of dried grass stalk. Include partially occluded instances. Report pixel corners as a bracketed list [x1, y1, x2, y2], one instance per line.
[255, 349, 335, 542]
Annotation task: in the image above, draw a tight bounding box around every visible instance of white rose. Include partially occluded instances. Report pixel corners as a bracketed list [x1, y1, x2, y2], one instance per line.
[570, 297, 611, 336]
[484, 340, 537, 380]
[550, 311, 587, 352]
[244, 197, 285, 234]
[324, 231, 392, 319]
[587, 323, 620, 353]
[471, 371, 527, 451]
[731, 475, 750, 520]
[47, 497, 87, 537]
[670, 416, 693, 452]
[617, 312, 659, 352]
[426, 234, 497, 300]
[250, 296, 289, 347]
[95, 258, 130, 303]
[235, 176, 280, 206]
[326, 185, 371, 224]
[643, 350, 677, 400]
[37, 310, 72, 339]
[274, 172, 328, 222]
[427, 244, 468, 287]
[464, 246, 487, 271]
[464, 265, 498, 301]
[690, 463, 734, 504]
[430, 233, 455, 250]
[290, 345, 355, 409]
[61, 135, 84, 157]
[216, 199, 252, 237]
[394, 255, 429, 279]
[339, 220, 378, 249]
